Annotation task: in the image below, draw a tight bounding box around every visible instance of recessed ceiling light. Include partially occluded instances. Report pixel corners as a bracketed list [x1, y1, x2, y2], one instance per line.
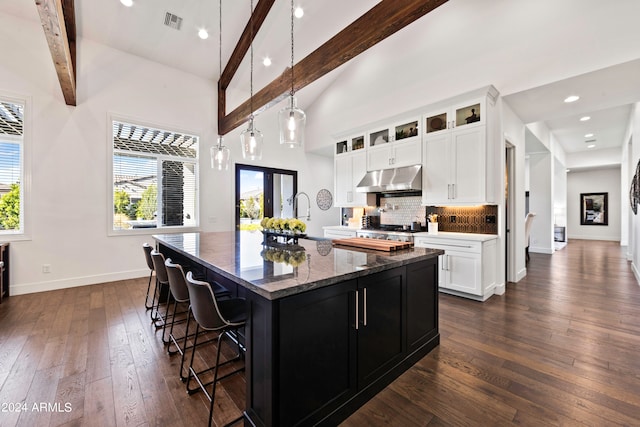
[198, 28, 209, 40]
[587, 144, 596, 148]
[294, 6, 304, 18]
[120, 0, 133, 6]
[584, 133, 594, 138]
[263, 57, 272, 67]
[580, 116, 591, 122]
[564, 95, 580, 103]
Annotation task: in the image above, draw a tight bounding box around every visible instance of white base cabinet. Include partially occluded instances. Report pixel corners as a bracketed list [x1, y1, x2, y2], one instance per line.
[323, 228, 358, 239]
[414, 235, 497, 301]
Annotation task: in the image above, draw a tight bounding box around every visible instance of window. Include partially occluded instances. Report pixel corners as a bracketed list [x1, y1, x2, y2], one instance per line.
[0, 99, 24, 234]
[111, 119, 198, 231]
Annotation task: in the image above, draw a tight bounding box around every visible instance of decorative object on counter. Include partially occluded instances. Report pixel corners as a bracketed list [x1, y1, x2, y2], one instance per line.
[278, 0, 306, 147]
[332, 237, 413, 252]
[260, 217, 307, 245]
[240, 0, 263, 160]
[428, 214, 438, 234]
[316, 188, 332, 210]
[211, 0, 231, 171]
[426, 205, 499, 234]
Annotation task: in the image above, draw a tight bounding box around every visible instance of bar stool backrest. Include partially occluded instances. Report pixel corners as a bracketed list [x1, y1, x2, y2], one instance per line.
[165, 259, 190, 303]
[143, 243, 154, 271]
[150, 250, 169, 284]
[185, 271, 228, 331]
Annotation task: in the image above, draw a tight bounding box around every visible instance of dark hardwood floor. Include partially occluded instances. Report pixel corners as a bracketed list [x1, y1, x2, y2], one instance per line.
[1, 239, 639, 426]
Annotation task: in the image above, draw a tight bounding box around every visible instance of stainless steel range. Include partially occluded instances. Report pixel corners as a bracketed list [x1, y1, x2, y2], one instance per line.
[356, 225, 422, 242]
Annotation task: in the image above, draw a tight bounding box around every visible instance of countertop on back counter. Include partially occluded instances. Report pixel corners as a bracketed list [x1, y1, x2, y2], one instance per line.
[413, 231, 498, 242]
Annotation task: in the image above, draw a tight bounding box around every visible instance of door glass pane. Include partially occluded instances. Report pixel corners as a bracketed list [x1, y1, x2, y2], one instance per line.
[277, 173, 295, 218]
[239, 169, 264, 230]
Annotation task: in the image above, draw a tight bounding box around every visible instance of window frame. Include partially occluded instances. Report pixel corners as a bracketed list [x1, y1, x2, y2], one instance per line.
[108, 113, 200, 236]
[0, 92, 30, 241]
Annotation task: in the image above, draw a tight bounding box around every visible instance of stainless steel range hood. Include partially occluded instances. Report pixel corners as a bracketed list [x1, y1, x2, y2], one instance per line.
[356, 164, 422, 193]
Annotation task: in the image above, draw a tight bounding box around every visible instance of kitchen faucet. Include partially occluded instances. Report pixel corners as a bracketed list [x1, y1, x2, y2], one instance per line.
[288, 191, 311, 221]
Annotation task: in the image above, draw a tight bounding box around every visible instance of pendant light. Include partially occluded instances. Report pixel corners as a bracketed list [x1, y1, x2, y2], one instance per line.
[278, 0, 306, 147]
[211, 0, 231, 170]
[240, 0, 263, 160]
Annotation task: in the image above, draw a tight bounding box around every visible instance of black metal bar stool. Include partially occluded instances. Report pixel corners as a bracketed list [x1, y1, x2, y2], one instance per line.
[150, 249, 173, 329]
[185, 271, 247, 427]
[165, 258, 230, 380]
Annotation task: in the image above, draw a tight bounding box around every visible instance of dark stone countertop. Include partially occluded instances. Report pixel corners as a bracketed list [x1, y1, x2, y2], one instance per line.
[153, 231, 443, 301]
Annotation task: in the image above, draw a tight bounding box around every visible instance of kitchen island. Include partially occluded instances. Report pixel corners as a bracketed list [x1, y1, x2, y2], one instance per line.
[154, 231, 443, 427]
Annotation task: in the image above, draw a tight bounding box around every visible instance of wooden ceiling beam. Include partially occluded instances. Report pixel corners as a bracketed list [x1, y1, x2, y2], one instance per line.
[35, 0, 77, 106]
[218, 0, 274, 129]
[218, 0, 449, 135]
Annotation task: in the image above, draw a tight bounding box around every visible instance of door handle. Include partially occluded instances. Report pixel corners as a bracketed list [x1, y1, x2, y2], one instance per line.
[363, 287, 367, 327]
[355, 290, 359, 330]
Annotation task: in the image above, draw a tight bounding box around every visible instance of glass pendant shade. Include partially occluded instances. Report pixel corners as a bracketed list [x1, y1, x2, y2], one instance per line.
[240, 119, 263, 160]
[211, 137, 231, 171]
[279, 96, 306, 147]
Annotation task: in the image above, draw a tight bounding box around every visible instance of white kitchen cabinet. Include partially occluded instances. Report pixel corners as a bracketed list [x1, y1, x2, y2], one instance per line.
[323, 228, 357, 239]
[367, 118, 421, 171]
[367, 138, 421, 170]
[422, 126, 487, 204]
[414, 235, 497, 301]
[334, 150, 367, 207]
[421, 88, 499, 206]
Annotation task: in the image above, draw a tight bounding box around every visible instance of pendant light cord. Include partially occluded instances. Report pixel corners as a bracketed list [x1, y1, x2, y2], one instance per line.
[290, 0, 294, 101]
[249, 0, 254, 124]
[217, 0, 223, 147]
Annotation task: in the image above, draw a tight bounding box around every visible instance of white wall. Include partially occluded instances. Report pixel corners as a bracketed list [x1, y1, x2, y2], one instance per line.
[502, 102, 527, 282]
[528, 153, 554, 254]
[567, 168, 621, 241]
[0, 13, 334, 295]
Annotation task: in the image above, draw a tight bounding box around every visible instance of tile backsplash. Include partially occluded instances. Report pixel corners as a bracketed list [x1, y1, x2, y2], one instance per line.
[342, 197, 498, 235]
[364, 196, 426, 226]
[426, 205, 498, 234]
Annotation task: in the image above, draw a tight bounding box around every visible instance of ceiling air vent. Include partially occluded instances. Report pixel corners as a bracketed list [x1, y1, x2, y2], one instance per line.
[164, 12, 183, 30]
[585, 139, 596, 143]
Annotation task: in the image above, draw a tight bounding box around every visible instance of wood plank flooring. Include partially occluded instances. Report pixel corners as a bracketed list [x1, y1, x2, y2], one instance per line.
[1, 239, 639, 426]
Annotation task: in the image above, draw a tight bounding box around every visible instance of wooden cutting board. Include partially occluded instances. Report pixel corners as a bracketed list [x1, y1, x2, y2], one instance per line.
[331, 237, 414, 252]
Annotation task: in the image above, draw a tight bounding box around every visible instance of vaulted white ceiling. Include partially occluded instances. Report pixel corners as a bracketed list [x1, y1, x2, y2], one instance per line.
[2, 0, 640, 159]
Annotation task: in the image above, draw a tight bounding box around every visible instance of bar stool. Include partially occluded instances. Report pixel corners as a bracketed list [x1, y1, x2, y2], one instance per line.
[150, 249, 173, 329]
[185, 271, 247, 427]
[165, 258, 230, 380]
[142, 243, 156, 310]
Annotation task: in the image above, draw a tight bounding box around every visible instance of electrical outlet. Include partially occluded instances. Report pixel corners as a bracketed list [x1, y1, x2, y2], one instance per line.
[450, 215, 456, 223]
[485, 215, 496, 224]
[42, 264, 51, 273]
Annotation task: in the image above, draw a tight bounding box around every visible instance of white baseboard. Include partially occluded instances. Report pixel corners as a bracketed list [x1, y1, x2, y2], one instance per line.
[10, 269, 148, 296]
[530, 246, 554, 254]
[494, 282, 506, 295]
[515, 267, 527, 282]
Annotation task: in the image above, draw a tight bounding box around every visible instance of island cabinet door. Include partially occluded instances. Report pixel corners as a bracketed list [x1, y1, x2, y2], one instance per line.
[406, 259, 439, 353]
[356, 266, 406, 388]
[278, 280, 358, 427]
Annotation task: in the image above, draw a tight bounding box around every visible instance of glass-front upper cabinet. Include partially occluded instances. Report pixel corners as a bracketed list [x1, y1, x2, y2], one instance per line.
[393, 119, 419, 142]
[335, 133, 365, 155]
[368, 128, 389, 148]
[424, 98, 484, 135]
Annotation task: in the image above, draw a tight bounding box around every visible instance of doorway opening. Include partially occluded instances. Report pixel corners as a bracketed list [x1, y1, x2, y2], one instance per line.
[235, 164, 297, 230]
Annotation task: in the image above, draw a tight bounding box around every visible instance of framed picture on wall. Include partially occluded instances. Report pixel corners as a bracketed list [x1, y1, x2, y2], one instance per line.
[580, 192, 608, 225]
